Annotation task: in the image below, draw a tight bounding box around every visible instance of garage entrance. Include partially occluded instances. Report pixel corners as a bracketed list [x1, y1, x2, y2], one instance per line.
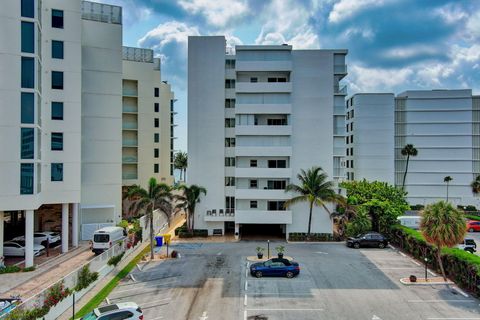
[240, 224, 286, 240]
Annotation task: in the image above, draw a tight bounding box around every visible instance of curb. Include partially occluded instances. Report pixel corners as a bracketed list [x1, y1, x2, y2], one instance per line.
[400, 277, 454, 286]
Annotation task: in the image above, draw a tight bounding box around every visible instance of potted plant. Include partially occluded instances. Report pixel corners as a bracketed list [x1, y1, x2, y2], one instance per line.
[409, 275, 417, 283]
[256, 247, 265, 259]
[276, 245, 285, 258]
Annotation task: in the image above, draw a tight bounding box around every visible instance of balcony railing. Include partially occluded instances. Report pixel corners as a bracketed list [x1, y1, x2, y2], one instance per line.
[81, 1, 122, 24]
[122, 139, 137, 147]
[122, 122, 138, 130]
[334, 84, 347, 95]
[122, 46, 154, 63]
[206, 209, 235, 217]
[122, 173, 138, 180]
[122, 156, 138, 163]
[334, 65, 347, 74]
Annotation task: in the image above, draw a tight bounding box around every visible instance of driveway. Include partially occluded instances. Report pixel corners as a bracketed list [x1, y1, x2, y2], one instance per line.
[107, 242, 480, 320]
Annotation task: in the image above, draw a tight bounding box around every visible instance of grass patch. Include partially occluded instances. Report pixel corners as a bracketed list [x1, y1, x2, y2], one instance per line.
[73, 245, 150, 319]
[465, 214, 480, 221]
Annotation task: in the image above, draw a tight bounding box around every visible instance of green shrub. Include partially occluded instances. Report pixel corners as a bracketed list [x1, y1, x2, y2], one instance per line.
[345, 211, 372, 237]
[0, 265, 21, 274]
[175, 222, 188, 236]
[107, 253, 125, 267]
[288, 233, 335, 242]
[5, 305, 50, 320]
[465, 205, 478, 212]
[44, 281, 71, 308]
[178, 229, 208, 238]
[75, 265, 99, 292]
[22, 266, 36, 272]
[117, 220, 129, 229]
[466, 214, 480, 221]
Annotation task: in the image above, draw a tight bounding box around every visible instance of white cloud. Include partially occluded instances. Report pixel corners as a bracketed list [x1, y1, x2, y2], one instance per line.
[381, 45, 440, 60]
[341, 27, 374, 41]
[416, 64, 454, 86]
[466, 11, 480, 40]
[89, 0, 152, 25]
[347, 64, 414, 92]
[328, 0, 395, 23]
[178, 0, 249, 27]
[138, 21, 200, 51]
[434, 3, 468, 24]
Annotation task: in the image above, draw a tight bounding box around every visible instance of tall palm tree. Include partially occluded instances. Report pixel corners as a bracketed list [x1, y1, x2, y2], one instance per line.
[175, 184, 207, 231]
[401, 144, 418, 190]
[284, 167, 344, 237]
[174, 152, 188, 181]
[420, 201, 466, 282]
[471, 175, 480, 194]
[125, 178, 173, 259]
[443, 176, 453, 202]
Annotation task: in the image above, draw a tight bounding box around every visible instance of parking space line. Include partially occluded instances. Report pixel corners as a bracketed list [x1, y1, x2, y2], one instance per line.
[113, 281, 176, 294]
[452, 286, 469, 297]
[245, 280, 248, 291]
[244, 294, 248, 306]
[410, 259, 421, 266]
[407, 300, 474, 303]
[427, 318, 480, 319]
[246, 308, 324, 311]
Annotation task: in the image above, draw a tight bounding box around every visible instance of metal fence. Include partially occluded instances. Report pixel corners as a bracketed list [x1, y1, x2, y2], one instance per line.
[81, 1, 122, 25]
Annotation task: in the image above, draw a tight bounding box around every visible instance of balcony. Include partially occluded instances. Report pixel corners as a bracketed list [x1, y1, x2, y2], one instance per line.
[333, 148, 345, 156]
[122, 120, 138, 130]
[235, 167, 292, 178]
[235, 210, 292, 224]
[235, 104, 292, 114]
[333, 127, 346, 136]
[334, 84, 347, 95]
[235, 188, 290, 200]
[235, 146, 292, 157]
[122, 156, 138, 163]
[334, 65, 347, 74]
[122, 172, 138, 180]
[204, 209, 235, 222]
[333, 105, 345, 115]
[122, 139, 137, 147]
[236, 60, 292, 72]
[236, 82, 292, 93]
[81, 1, 122, 25]
[122, 46, 154, 63]
[235, 125, 292, 136]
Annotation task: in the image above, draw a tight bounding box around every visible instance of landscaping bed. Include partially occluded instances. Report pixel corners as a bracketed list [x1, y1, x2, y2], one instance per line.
[288, 233, 338, 242]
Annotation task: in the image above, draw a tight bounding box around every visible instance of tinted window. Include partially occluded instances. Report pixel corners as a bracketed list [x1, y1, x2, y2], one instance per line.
[466, 239, 476, 245]
[21, 57, 35, 88]
[21, 92, 34, 124]
[21, 21, 35, 53]
[21, 128, 34, 159]
[52, 9, 64, 28]
[154, 87, 159, 97]
[94, 234, 109, 243]
[154, 163, 159, 173]
[154, 133, 159, 143]
[20, 163, 34, 194]
[52, 102, 64, 120]
[21, 0, 35, 18]
[154, 103, 159, 112]
[52, 71, 63, 89]
[51, 163, 63, 181]
[154, 118, 159, 127]
[51, 132, 63, 150]
[52, 40, 64, 59]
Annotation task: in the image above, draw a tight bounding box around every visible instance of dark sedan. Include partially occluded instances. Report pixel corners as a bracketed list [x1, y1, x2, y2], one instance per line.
[346, 232, 388, 249]
[250, 258, 300, 278]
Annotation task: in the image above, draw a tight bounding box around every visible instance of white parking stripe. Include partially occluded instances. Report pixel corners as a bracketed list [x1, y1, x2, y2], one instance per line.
[244, 294, 248, 306]
[246, 308, 324, 311]
[410, 260, 421, 266]
[245, 280, 248, 291]
[407, 300, 474, 303]
[113, 281, 176, 294]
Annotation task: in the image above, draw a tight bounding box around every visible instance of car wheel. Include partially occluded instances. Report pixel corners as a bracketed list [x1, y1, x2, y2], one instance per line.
[469, 228, 475, 232]
[378, 242, 385, 249]
[255, 271, 263, 278]
[353, 242, 360, 249]
[286, 271, 294, 278]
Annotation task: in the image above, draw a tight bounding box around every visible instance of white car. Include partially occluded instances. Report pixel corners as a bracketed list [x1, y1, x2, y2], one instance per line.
[80, 302, 143, 320]
[13, 232, 61, 247]
[3, 241, 45, 257]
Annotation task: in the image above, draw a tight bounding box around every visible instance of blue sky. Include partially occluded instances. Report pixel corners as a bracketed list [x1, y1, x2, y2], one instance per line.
[94, 0, 480, 152]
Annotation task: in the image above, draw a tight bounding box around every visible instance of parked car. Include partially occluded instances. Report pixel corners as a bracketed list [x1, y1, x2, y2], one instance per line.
[3, 241, 45, 257]
[346, 232, 389, 249]
[467, 220, 480, 232]
[458, 238, 477, 253]
[250, 258, 300, 278]
[91, 227, 127, 255]
[13, 231, 61, 248]
[80, 302, 143, 320]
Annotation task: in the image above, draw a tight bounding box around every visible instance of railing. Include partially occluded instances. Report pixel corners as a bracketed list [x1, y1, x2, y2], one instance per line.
[334, 65, 347, 74]
[122, 46, 154, 63]
[81, 1, 122, 24]
[122, 139, 137, 147]
[122, 122, 138, 130]
[122, 173, 138, 179]
[334, 84, 347, 94]
[153, 58, 161, 70]
[333, 148, 345, 155]
[333, 127, 346, 135]
[122, 88, 138, 97]
[334, 105, 345, 115]
[122, 156, 138, 163]
[122, 105, 138, 113]
[206, 209, 235, 217]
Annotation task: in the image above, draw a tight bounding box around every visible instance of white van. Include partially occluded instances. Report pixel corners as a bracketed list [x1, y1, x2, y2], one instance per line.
[91, 226, 126, 255]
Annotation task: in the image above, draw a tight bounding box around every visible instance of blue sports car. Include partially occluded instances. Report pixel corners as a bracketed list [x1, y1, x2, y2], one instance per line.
[250, 258, 300, 278]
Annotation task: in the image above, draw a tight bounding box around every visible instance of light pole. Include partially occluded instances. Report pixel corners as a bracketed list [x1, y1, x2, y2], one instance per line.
[267, 240, 270, 259]
[424, 257, 428, 282]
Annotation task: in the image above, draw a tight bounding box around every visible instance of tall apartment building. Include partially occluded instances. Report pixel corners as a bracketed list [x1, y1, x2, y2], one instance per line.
[188, 36, 347, 238]
[122, 46, 174, 188]
[345, 93, 395, 183]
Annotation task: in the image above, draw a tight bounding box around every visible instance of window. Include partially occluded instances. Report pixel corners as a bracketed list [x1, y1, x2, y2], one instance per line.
[225, 177, 235, 186]
[250, 160, 257, 167]
[350, 148, 353, 156]
[21, 92, 34, 124]
[346, 148, 349, 156]
[51, 102, 63, 120]
[351, 109, 354, 118]
[21, 57, 34, 88]
[250, 201, 258, 209]
[21, 22, 34, 53]
[154, 148, 159, 158]
[154, 87, 159, 97]
[154, 133, 159, 143]
[268, 201, 286, 211]
[52, 9, 64, 28]
[225, 196, 235, 209]
[268, 160, 286, 168]
[51, 71, 63, 89]
[21, 0, 35, 18]
[51, 163, 63, 181]
[250, 77, 258, 83]
[351, 160, 354, 169]
[154, 163, 159, 173]
[267, 180, 286, 190]
[51, 132, 63, 151]
[52, 40, 64, 59]
[225, 59, 235, 69]
[267, 118, 287, 126]
[268, 77, 277, 82]
[225, 99, 236, 108]
[351, 135, 354, 143]
[225, 118, 235, 128]
[350, 122, 353, 131]
[154, 103, 159, 112]
[250, 179, 258, 188]
[225, 157, 235, 167]
[20, 163, 34, 194]
[154, 118, 159, 128]
[21, 128, 34, 159]
[225, 79, 235, 89]
[225, 138, 235, 147]
[277, 77, 287, 82]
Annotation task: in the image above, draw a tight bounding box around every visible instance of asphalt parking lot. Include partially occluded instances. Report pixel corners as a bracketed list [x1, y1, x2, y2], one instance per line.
[107, 242, 480, 320]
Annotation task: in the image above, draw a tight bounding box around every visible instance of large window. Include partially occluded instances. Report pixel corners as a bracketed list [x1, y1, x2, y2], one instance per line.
[52, 40, 64, 59]
[154, 148, 159, 158]
[267, 180, 286, 190]
[225, 99, 235, 108]
[154, 118, 159, 128]
[250, 201, 258, 209]
[51, 163, 63, 181]
[268, 201, 286, 211]
[154, 133, 159, 143]
[52, 9, 64, 28]
[21, 92, 34, 124]
[250, 179, 258, 188]
[21, 22, 34, 53]
[225, 79, 235, 89]
[154, 103, 159, 112]
[51, 102, 63, 120]
[225, 196, 235, 209]
[225, 177, 235, 186]
[20, 163, 34, 194]
[225, 118, 235, 128]
[21, 128, 34, 159]
[51, 71, 63, 89]
[225, 138, 235, 147]
[268, 160, 287, 168]
[250, 159, 257, 167]
[21, 57, 34, 88]
[51, 132, 63, 151]
[21, 0, 35, 18]
[225, 157, 235, 167]
[154, 87, 159, 97]
[154, 163, 159, 173]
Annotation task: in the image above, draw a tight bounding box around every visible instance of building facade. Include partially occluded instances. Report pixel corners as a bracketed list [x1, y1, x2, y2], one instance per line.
[188, 36, 347, 237]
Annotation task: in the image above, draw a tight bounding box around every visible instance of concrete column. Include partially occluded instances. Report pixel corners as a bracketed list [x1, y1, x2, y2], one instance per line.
[72, 203, 79, 247]
[25, 210, 34, 268]
[62, 203, 69, 253]
[234, 223, 240, 240]
[0, 212, 4, 260]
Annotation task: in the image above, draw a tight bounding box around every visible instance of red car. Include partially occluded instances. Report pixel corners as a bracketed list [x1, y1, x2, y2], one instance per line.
[467, 220, 480, 232]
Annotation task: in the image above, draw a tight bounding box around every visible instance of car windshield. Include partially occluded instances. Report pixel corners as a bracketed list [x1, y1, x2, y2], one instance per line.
[465, 239, 476, 245]
[94, 234, 109, 243]
[80, 311, 98, 320]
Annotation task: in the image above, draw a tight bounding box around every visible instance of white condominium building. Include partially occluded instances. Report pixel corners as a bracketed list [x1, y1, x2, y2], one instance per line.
[188, 36, 347, 238]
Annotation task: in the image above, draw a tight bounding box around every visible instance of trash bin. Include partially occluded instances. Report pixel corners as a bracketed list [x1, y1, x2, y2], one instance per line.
[154, 236, 163, 247]
[162, 234, 171, 245]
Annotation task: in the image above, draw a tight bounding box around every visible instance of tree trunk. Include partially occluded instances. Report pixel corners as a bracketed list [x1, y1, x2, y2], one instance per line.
[149, 207, 154, 260]
[370, 207, 379, 232]
[179, 169, 183, 181]
[446, 183, 449, 202]
[402, 155, 410, 190]
[307, 201, 313, 238]
[191, 209, 195, 231]
[436, 245, 447, 282]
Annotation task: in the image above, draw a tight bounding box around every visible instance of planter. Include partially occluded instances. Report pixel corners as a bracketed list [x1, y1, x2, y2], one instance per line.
[257, 253, 263, 259]
[409, 275, 417, 283]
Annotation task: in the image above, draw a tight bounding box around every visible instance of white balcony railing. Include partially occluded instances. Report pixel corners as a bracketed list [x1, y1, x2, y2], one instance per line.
[334, 65, 347, 74]
[235, 146, 292, 157]
[81, 1, 122, 24]
[334, 84, 347, 95]
[235, 210, 292, 224]
[236, 60, 292, 72]
[235, 188, 290, 200]
[235, 167, 292, 178]
[236, 82, 292, 93]
[235, 125, 292, 136]
[235, 104, 292, 115]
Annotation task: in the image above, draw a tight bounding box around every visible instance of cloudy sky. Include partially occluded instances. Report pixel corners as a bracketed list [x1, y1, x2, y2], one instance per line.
[96, 0, 480, 152]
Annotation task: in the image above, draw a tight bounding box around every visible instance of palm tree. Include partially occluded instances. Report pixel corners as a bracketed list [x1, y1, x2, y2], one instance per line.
[284, 167, 344, 237]
[420, 201, 466, 282]
[125, 178, 173, 259]
[471, 175, 480, 194]
[175, 184, 207, 231]
[443, 176, 453, 202]
[174, 152, 188, 181]
[401, 144, 418, 190]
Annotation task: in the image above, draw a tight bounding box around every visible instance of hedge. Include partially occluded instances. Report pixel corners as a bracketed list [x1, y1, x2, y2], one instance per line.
[288, 233, 337, 242]
[391, 225, 480, 297]
[174, 222, 188, 236]
[466, 214, 480, 221]
[178, 229, 208, 238]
